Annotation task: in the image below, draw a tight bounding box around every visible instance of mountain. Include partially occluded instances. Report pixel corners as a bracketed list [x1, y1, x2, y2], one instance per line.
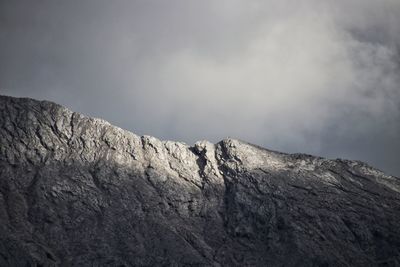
[0, 95, 399, 266]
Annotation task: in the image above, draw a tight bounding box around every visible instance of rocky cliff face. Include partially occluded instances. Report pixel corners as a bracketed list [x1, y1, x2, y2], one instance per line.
[0, 95, 400, 266]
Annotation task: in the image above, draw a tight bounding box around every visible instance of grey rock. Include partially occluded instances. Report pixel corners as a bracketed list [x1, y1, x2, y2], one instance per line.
[0, 95, 399, 266]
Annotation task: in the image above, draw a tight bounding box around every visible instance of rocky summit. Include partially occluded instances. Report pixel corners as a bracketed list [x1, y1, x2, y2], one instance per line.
[0, 95, 399, 266]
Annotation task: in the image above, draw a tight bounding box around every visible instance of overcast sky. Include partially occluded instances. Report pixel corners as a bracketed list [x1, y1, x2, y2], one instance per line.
[1, 0, 399, 176]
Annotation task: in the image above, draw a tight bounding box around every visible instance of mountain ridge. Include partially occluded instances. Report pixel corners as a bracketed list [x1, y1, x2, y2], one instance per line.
[0, 95, 388, 171]
[0, 95, 399, 266]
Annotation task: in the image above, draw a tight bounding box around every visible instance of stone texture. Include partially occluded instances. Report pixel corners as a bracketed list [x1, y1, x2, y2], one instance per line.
[0, 95, 399, 266]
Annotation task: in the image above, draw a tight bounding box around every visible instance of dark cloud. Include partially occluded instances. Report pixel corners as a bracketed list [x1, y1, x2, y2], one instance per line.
[1, 0, 399, 176]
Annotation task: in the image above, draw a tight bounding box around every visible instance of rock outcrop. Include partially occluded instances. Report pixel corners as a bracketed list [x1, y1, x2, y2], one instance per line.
[0, 95, 399, 266]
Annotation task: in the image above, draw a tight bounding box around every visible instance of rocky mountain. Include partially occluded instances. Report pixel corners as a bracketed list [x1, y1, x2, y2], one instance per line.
[0, 95, 399, 266]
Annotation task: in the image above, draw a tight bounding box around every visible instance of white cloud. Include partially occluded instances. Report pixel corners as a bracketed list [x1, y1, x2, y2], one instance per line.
[1, 0, 399, 174]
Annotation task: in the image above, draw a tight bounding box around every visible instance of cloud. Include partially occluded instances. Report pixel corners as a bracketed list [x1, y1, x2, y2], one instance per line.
[130, 1, 400, 148]
[1, 0, 399, 175]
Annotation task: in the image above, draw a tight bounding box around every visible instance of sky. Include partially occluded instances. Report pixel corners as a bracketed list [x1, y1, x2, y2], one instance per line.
[1, 0, 399, 176]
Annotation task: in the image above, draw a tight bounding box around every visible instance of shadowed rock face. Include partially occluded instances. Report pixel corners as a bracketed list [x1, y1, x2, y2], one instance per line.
[0, 95, 399, 266]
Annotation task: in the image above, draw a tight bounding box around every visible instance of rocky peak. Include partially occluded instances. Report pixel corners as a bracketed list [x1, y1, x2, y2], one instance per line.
[0, 95, 399, 266]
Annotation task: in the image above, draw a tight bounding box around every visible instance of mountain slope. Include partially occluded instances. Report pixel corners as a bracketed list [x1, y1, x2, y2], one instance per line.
[0, 95, 399, 266]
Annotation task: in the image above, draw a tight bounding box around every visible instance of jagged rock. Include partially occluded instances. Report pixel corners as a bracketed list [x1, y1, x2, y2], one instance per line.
[0, 95, 399, 266]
